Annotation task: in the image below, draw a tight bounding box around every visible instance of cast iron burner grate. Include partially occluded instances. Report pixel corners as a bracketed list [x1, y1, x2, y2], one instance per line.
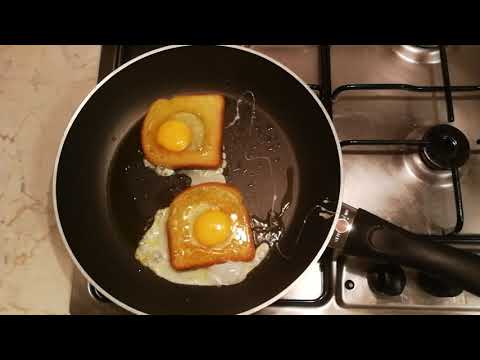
[314, 45, 480, 241]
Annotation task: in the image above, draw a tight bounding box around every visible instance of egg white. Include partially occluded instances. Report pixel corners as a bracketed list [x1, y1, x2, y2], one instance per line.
[143, 159, 176, 176]
[135, 207, 269, 286]
[144, 152, 228, 185]
[178, 112, 205, 151]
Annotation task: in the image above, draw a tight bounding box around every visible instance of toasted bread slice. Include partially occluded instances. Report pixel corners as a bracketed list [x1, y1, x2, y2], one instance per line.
[167, 182, 255, 270]
[141, 94, 224, 170]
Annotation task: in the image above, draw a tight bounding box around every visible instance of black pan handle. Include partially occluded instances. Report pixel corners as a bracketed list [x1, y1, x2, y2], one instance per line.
[341, 208, 480, 296]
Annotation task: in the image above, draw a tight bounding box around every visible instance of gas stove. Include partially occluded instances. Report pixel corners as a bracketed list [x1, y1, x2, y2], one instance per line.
[69, 45, 480, 315]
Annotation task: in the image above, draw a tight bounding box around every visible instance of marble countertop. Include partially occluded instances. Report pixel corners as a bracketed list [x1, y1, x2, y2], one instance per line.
[0, 45, 101, 314]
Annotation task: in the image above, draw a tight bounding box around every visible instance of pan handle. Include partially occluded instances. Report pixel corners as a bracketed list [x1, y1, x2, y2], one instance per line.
[337, 206, 480, 296]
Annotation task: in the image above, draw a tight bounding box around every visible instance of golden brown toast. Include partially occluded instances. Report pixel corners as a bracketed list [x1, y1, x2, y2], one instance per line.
[141, 94, 224, 170]
[167, 182, 255, 270]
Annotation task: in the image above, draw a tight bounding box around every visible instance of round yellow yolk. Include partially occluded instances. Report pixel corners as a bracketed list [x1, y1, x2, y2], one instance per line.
[156, 119, 192, 152]
[194, 210, 232, 247]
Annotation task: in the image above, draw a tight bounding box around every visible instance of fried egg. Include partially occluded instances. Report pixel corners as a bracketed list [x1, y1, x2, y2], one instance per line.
[135, 207, 269, 286]
[167, 183, 256, 269]
[136, 93, 265, 285]
[141, 94, 225, 169]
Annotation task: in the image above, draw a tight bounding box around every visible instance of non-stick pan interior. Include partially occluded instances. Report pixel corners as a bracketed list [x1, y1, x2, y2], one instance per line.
[108, 94, 299, 254]
[55, 46, 341, 314]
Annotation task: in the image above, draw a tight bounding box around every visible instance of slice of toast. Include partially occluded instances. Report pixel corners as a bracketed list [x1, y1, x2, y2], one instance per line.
[141, 94, 224, 170]
[167, 183, 255, 270]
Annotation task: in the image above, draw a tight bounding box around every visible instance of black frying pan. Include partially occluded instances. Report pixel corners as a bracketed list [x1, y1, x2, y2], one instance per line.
[53, 45, 480, 315]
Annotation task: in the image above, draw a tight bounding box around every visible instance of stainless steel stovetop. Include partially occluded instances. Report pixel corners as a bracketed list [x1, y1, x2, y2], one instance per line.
[69, 45, 480, 315]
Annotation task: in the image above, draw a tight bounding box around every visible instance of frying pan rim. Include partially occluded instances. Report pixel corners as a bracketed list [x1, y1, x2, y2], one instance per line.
[52, 44, 344, 315]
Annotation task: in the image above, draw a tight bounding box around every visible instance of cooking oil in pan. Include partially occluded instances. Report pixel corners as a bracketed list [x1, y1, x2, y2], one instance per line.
[223, 90, 306, 261]
[225, 90, 256, 133]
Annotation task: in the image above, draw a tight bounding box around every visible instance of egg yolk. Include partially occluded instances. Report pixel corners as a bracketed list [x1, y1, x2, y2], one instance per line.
[156, 118, 192, 152]
[194, 210, 232, 247]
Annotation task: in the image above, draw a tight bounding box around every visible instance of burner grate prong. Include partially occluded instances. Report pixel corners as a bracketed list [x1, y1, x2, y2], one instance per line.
[439, 45, 455, 123]
[329, 83, 480, 101]
[450, 167, 464, 235]
[317, 45, 479, 244]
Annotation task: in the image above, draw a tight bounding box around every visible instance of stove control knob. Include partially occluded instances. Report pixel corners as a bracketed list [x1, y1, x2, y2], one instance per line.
[417, 272, 463, 297]
[367, 264, 406, 296]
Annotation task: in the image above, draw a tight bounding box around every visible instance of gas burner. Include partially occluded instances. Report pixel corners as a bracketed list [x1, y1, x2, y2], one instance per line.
[421, 124, 470, 170]
[404, 150, 454, 187]
[393, 45, 441, 64]
[403, 125, 470, 187]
